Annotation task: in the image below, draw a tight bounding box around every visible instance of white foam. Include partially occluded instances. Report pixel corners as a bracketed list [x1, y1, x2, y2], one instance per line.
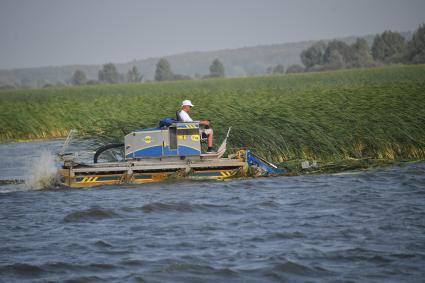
[25, 150, 59, 190]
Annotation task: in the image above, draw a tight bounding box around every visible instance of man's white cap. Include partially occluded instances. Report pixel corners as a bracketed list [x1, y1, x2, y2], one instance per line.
[181, 100, 194, 107]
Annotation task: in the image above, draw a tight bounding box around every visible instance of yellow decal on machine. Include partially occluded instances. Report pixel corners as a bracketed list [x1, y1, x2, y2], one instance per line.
[191, 135, 200, 141]
[178, 135, 187, 140]
[144, 136, 152, 144]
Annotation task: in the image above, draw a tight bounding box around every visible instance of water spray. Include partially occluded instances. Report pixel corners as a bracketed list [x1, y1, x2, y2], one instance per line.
[25, 149, 59, 190]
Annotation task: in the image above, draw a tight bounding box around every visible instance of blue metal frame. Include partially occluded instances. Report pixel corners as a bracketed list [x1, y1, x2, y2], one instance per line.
[246, 150, 285, 175]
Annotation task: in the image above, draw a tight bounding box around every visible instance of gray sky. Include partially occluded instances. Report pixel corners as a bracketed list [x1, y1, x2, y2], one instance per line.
[0, 0, 424, 69]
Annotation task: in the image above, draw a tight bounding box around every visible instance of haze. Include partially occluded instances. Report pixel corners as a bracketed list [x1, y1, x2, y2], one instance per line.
[0, 0, 424, 69]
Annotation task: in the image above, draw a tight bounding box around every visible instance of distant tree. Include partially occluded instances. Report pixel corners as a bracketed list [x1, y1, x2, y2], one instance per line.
[406, 23, 425, 64]
[209, 58, 225, 77]
[272, 64, 285, 74]
[155, 58, 174, 81]
[371, 31, 406, 62]
[300, 41, 326, 68]
[127, 66, 143, 83]
[323, 40, 352, 67]
[350, 38, 374, 68]
[71, 69, 87, 85]
[266, 66, 274, 74]
[286, 64, 304, 73]
[98, 63, 120, 84]
[324, 49, 345, 70]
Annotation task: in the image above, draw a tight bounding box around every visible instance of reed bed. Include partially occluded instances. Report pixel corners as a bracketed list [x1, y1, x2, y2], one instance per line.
[1, 65, 424, 163]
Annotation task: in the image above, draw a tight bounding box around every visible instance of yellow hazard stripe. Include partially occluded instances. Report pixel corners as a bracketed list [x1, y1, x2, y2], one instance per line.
[220, 171, 233, 177]
[80, 176, 99, 183]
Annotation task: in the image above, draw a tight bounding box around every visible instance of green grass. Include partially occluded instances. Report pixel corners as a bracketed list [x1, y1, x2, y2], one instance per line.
[1, 64, 425, 163]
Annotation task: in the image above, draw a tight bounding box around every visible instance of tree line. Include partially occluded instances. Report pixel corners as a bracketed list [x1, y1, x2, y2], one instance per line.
[71, 64, 143, 85]
[69, 58, 225, 86]
[281, 23, 425, 74]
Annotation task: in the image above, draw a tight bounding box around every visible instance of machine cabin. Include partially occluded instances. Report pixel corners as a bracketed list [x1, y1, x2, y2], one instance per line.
[124, 122, 202, 159]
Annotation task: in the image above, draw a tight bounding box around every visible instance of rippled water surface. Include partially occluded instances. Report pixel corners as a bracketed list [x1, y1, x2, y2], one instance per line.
[1, 140, 425, 282]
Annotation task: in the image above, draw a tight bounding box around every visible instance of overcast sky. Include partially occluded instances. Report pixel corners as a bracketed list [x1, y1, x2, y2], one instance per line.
[0, 0, 424, 69]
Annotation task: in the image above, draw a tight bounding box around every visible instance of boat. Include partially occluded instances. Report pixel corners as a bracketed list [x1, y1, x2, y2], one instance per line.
[58, 121, 285, 188]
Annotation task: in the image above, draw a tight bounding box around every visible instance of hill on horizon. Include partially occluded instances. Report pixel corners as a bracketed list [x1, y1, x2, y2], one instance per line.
[0, 33, 400, 88]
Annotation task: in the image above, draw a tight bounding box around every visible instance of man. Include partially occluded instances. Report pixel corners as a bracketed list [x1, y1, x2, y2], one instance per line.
[177, 100, 214, 153]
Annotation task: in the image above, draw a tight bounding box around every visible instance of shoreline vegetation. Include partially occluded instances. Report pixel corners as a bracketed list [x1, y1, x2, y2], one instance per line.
[1, 65, 424, 168]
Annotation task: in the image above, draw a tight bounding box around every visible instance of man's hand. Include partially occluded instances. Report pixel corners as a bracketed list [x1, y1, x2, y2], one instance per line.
[200, 120, 210, 126]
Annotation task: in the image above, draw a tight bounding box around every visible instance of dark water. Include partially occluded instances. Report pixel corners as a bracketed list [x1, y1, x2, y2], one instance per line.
[1, 141, 425, 282]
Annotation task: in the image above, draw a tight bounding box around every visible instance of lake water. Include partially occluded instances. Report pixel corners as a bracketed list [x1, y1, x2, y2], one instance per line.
[0, 140, 424, 282]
